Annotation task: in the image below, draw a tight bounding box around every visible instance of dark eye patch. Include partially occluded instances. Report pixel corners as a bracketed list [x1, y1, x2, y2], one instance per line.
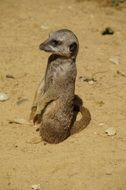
[70, 42, 77, 55]
[51, 39, 61, 47]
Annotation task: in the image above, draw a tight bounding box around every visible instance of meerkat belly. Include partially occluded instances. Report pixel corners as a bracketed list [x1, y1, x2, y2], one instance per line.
[42, 97, 73, 125]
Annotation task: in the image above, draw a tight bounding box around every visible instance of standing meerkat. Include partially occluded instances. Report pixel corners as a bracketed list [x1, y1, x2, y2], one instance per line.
[30, 29, 91, 144]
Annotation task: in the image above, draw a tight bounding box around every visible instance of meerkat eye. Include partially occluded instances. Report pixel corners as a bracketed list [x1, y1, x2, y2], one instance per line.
[70, 42, 77, 54]
[51, 39, 61, 47]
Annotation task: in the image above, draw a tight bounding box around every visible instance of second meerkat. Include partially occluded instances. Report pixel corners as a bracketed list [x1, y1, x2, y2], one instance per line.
[30, 29, 85, 143]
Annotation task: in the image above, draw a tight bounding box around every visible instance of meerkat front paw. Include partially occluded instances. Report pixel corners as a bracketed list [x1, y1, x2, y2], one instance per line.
[29, 106, 37, 121]
[33, 111, 42, 124]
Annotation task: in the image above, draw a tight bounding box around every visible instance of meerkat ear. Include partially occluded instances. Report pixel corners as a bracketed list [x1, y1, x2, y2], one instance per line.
[69, 42, 78, 55]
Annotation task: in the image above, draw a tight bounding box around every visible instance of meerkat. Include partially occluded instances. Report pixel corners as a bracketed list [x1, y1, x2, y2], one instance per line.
[30, 29, 91, 144]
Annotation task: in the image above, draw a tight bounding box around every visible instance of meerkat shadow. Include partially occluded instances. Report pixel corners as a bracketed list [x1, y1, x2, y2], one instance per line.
[70, 95, 91, 135]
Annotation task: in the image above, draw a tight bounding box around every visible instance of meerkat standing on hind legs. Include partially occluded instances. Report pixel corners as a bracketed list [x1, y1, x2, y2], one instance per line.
[30, 29, 91, 144]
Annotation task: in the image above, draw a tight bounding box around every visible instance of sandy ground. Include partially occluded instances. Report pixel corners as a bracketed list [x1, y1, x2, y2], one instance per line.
[0, 0, 126, 189]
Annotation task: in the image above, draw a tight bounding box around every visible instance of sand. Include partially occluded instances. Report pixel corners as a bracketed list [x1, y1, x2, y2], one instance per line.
[0, 0, 126, 189]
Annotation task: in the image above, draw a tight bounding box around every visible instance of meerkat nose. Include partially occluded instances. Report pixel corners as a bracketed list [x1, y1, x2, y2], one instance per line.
[39, 42, 45, 50]
[39, 38, 49, 50]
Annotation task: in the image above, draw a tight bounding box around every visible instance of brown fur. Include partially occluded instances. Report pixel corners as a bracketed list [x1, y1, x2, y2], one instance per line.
[30, 29, 91, 143]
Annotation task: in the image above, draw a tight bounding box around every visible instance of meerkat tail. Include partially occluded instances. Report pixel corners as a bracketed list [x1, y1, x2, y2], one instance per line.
[70, 106, 91, 135]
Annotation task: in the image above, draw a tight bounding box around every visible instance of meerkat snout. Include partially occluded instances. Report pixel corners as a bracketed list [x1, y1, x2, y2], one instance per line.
[39, 29, 79, 58]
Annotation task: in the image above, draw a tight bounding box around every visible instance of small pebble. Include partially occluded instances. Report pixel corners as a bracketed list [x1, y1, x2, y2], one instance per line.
[88, 80, 94, 85]
[31, 184, 41, 190]
[99, 123, 105, 126]
[102, 27, 114, 35]
[0, 92, 9, 102]
[105, 127, 116, 136]
[79, 76, 96, 83]
[109, 57, 120, 65]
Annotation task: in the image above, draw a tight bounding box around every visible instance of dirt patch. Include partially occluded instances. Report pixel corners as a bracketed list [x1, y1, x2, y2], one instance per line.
[0, 0, 126, 189]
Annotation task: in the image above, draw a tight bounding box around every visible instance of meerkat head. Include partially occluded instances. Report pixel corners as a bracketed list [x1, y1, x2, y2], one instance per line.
[39, 29, 79, 58]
